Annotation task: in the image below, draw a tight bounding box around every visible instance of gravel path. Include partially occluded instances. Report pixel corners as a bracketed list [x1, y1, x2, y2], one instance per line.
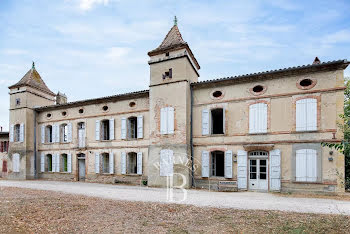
[1, 180, 350, 215]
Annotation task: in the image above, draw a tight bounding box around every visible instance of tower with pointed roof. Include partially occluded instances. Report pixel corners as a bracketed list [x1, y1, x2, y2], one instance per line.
[147, 18, 200, 188]
[8, 63, 55, 179]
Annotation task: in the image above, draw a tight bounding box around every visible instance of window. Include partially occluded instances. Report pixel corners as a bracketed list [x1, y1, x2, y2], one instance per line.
[160, 149, 173, 176]
[60, 124, 68, 142]
[212, 90, 223, 98]
[160, 107, 174, 135]
[102, 105, 108, 111]
[79, 108, 84, 114]
[14, 124, 20, 142]
[102, 153, 109, 173]
[162, 68, 172, 79]
[252, 85, 264, 93]
[101, 120, 110, 140]
[61, 154, 68, 172]
[15, 98, 20, 106]
[211, 151, 224, 177]
[46, 125, 53, 143]
[12, 153, 20, 172]
[296, 149, 317, 182]
[129, 102, 136, 108]
[62, 111, 67, 116]
[46, 154, 53, 172]
[299, 79, 313, 87]
[249, 103, 267, 134]
[296, 98, 317, 131]
[78, 122, 85, 147]
[211, 108, 224, 134]
[128, 117, 137, 139]
[127, 152, 137, 174]
[0, 141, 8, 152]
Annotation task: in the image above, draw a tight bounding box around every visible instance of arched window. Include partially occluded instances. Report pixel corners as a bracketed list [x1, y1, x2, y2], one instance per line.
[46, 125, 53, 143]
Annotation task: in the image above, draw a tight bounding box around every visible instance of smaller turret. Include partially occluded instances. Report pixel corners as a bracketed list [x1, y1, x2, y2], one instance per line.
[56, 91, 67, 105]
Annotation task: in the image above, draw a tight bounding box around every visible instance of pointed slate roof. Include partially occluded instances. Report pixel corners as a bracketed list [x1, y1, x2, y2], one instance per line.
[9, 63, 55, 96]
[148, 24, 200, 69]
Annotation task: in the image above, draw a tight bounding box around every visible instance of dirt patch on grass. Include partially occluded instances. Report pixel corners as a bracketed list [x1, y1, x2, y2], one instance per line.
[0, 187, 349, 233]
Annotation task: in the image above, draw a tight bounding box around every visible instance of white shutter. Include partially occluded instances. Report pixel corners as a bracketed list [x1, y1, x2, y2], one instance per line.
[67, 153, 72, 173]
[222, 108, 226, 134]
[56, 153, 60, 172]
[121, 118, 127, 139]
[13, 153, 20, 172]
[52, 125, 57, 143]
[95, 120, 100, 141]
[52, 154, 56, 172]
[40, 152, 45, 172]
[160, 149, 173, 176]
[109, 152, 114, 174]
[95, 153, 100, 173]
[10, 124, 14, 142]
[168, 150, 173, 176]
[121, 152, 126, 174]
[225, 150, 233, 178]
[201, 150, 209, 177]
[296, 99, 307, 131]
[137, 115, 143, 139]
[160, 108, 167, 134]
[307, 149, 317, 182]
[56, 125, 60, 143]
[109, 119, 115, 140]
[41, 125, 45, 143]
[249, 104, 256, 133]
[306, 99, 317, 131]
[250, 103, 267, 133]
[269, 149, 281, 191]
[19, 123, 24, 142]
[296, 149, 306, 181]
[67, 123, 72, 142]
[137, 152, 143, 175]
[202, 109, 210, 135]
[237, 150, 247, 189]
[167, 107, 174, 134]
[261, 103, 267, 133]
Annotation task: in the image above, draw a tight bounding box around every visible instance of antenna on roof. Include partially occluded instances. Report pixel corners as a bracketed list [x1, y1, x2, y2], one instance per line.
[32, 61, 35, 69]
[174, 16, 177, 26]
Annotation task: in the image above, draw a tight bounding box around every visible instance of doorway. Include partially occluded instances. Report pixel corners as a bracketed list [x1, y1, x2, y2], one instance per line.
[248, 151, 268, 191]
[77, 153, 86, 181]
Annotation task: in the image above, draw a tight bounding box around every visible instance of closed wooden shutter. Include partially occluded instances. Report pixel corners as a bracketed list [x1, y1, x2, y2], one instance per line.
[201, 150, 209, 177]
[306, 99, 317, 131]
[109, 152, 114, 174]
[67, 123, 72, 142]
[56, 153, 60, 172]
[269, 149, 281, 191]
[40, 153, 45, 172]
[237, 150, 247, 189]
[95, 120, 100, 141]
[52, 125, 57, 143]
[137, 152, 143, 175]
[137, 115, 143, 139]
[160, 108, 167, 134]
[41, 125, 45, 143]
[95, 153, 100, 173]
[296, 99, 307, 131]
[56, 125, 60, 143]
[9, 124, 14, 142]
[295, 149, 307, 181]
[67, 153, 72, 173]
[109, 119, 115, 140]
[202, 109, 209, 135]
[306, 149, 317, 182]
[52, 154, 56, 172]
[167, 107, 174, 134]
[160, 149, 173, 176]
[249, 103, 267, 133]
[121, 118, 127, 139]
[13, 153, 20, 172]
[225, 150, 233, 178]
[121, 152, 126, 174]
[19, 123, 24, 142]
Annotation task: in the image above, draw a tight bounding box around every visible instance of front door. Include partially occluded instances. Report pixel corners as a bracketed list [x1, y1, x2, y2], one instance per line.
[249, 158, 268, 191]
[78, 159, 86, 181]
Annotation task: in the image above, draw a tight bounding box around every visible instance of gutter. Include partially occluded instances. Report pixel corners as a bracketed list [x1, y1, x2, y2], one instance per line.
[190, 85, 195, 188]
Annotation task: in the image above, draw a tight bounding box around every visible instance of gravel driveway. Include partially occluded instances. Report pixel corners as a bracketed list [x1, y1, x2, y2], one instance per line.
[1, 180, 350, 215]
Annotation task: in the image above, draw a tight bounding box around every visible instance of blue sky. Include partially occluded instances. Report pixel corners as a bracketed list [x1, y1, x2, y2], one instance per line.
[0, 0, 350, 131]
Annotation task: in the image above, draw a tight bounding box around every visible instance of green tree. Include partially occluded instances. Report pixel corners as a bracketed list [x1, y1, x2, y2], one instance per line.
[322, 78, 350, 190]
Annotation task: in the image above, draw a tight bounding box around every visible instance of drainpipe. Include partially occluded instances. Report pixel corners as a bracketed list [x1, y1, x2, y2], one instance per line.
[190, 84, 194, 188]
[33, 110, 37, 179]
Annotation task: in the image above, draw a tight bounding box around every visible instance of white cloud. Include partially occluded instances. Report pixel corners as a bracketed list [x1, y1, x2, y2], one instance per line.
[78, 0, 110, 11]
[2, 49, 28, 55]
[322, 30, 350, 45]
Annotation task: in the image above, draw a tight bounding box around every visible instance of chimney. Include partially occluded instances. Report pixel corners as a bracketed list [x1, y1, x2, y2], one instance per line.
[313, 57, 321, 65]
[56, 92, 67, 105]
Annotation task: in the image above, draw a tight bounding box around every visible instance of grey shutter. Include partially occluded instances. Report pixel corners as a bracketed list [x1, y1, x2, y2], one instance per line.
[40, 152, 45, 172]
[41, 125, 45, 143]
[109, 119, 115, 140]
[95, 152, 100, 173]
[202, 109, 209, 135]
[225, 150, 233, 178]
[121, 118, 127, 139]
[95, 120, 100, 141]
[19, 123, 24, 142]
[9, 124, 14, 142]
[160, 108, 167, 134]
[269, 149, 281, 191]
[237, 150, 247, 189]
[109, 152, 114, 174]
[137, 115, 143, 139]
[121, 152, 126, 174]
[56, 153, 60, 172]
[67, 123, 72, 142]
[201, 150, 209, 177]
[67, 153, 72, 173]
[137, 152, 143, 175]
[167, 107, 174, 134]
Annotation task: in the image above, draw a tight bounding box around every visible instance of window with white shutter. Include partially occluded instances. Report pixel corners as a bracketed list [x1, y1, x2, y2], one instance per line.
[160, 149, 173, 176]
[67, 153, 72, 173]
[121, 118, 127, 139]
[41, 125, 45, 144]
[137, 116, 143, 139]
[95, 120, 100, 141]
[202, 109, 209, 135]
[109, 152, 114, 174]
[160, 107, 174, 135]
[109, 119, 115, 140]
[137, 152, 143, 175]
[12, 153, 20, 172]
[296, 98, 317, 131]
[67, 123, 72, 142]
[40, 153, 45, 172]
[121, 152, 126, 174]
[224, 150, 233, 178]
[295, 149, 317, 182]
[95, 153, 100, 173]
[19, 123, 24, 142]
[201, 150, 209, 177]
[9, 124, 14, 142]
[249, 103, 267, 134]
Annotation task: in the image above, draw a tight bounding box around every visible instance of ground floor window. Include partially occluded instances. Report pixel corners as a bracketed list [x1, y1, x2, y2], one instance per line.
[46, 154, 53, 172]
[61, 154, 68, 172]
[296, 149, 317, 182]
[211, 151, 224, 177]
[102, 153, 109, 173]
[128, 152, 137, 174]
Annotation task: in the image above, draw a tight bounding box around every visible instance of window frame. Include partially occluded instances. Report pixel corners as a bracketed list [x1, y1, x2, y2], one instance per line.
[101, 153, 110, 173]
[127, 152, 138, 174]
[46, 154, 53, 172]
[14, 124, 20, 142]
[100, 120, 110, 141]
[45, 125, 53, 143]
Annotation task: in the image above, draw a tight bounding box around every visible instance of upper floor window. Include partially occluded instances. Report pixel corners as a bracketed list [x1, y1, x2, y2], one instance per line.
[15, 98, 20, 106]
[202, 108, 225, 135]
[295, 149, 317, 182]
[296, 98, 317, 131]
[162, 68, 172, 79]
[95, 119, 114, 141]
[121, 116, 143, 140]
[60, 124, 68, 142]
[128, 117, 137, 139]
[101, 120, 110, 140]
[46, 125, 53, 143]
[160, 107, 174, 135]
[249, 103, 267, 134]
[14, 124, 20, 142]
[10, 123, 24, 143]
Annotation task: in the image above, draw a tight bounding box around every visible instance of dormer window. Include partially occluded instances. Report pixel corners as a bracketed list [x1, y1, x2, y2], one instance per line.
[162, 68, 173, 79]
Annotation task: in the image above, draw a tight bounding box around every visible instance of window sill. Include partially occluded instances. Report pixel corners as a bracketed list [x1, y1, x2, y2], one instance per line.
[99, 140, 112, 142]
[292, 181, 321, 184]
[209, 134, 225, 137]
[125, 173, 142, 176]
[293, 130, 318, 134]
[249, 132, 268, 135]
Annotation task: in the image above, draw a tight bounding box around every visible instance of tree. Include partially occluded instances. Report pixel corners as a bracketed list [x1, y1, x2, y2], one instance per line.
[322, 78, 350, 190]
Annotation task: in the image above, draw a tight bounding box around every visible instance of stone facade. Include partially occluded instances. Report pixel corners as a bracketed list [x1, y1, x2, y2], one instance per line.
[5, 23, 349, 193]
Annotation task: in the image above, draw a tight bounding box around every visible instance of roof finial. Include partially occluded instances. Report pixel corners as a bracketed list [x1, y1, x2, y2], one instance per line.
[174, 16, 177, 26]
[32, 61, 35, 70]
